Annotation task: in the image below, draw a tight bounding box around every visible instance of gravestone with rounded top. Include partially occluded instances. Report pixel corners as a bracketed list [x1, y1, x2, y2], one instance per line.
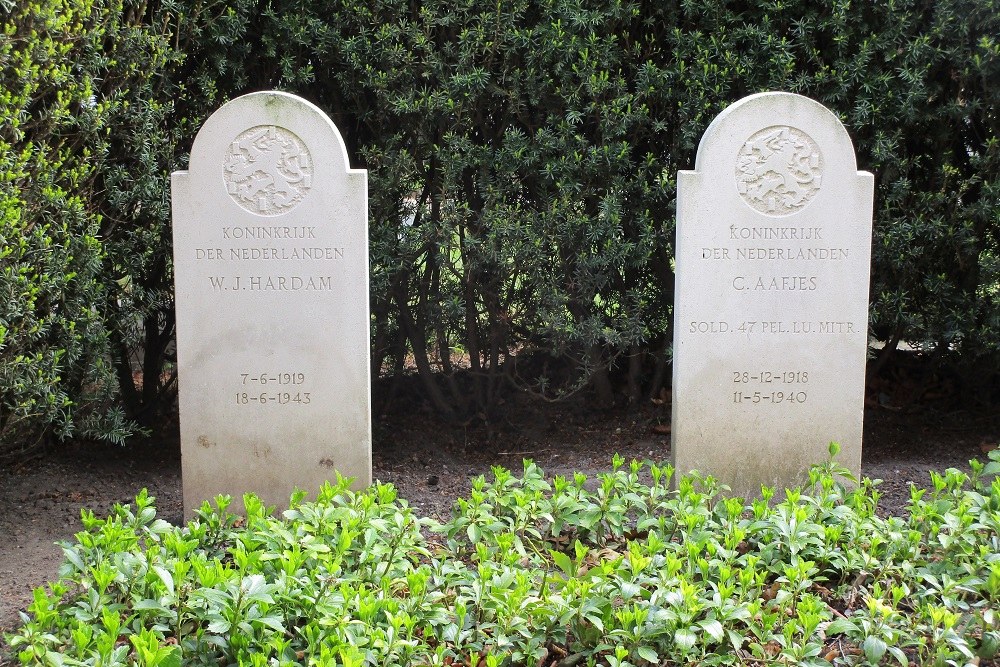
[172, 91, 370, 515]
[671, 92, 873, 496]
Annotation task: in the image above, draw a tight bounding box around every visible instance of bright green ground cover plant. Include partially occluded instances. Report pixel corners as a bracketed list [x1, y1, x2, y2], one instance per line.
[6, 444, 1000, 667]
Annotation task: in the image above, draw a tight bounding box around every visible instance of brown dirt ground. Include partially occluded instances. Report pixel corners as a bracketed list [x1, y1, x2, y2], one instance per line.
[1, 399, 998, 662]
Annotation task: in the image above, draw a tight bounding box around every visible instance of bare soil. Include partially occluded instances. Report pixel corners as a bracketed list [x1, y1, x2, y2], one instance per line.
[2, 399, 998, 660]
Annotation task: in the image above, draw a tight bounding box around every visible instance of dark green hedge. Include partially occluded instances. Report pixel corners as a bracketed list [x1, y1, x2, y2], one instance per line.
[1, 0, 998, 446]
[1, 0, 131, 447]
[234, 0, 1000, 414]
[0, 0, 254, 450]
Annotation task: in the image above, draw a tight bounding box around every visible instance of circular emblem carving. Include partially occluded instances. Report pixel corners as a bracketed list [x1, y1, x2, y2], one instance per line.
[736, 126, 823, 216]
[224, 126, 312, 215]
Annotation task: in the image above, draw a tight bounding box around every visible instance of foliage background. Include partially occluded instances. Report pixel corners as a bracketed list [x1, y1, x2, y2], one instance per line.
[1, 0, 998, 449]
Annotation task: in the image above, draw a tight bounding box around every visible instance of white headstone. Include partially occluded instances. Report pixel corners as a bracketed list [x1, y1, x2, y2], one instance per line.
[172, 91, 371, 515]
[671, 92, 873, 496]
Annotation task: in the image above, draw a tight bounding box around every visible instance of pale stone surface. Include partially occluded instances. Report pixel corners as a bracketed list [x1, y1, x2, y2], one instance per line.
[172, 91, 370, 515]
[671, 92, 873, 496]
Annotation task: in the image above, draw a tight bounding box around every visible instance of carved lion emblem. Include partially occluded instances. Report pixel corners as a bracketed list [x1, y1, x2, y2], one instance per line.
[736, 126, 822, 216]
[224, 126, 312, 215]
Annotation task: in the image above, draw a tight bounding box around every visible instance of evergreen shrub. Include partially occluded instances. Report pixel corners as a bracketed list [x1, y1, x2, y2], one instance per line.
[0, 0, 256, 450]
[2, 0, 998, 445]
[0, 0, 132, 447]
[245, 0, 1000, 414]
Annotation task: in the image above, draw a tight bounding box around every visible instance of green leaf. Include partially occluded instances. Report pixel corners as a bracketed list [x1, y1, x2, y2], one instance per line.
[636, 645, 658, 663]
[241, 574, 271, 600]
[550, 549, 573, 577]
[152, 565, 174, 596]
[159, 647, 182, 667]
[620, 581, 641, 598]
[134, 599, 166, 611]
[887, 645, 909, 665]
[825, 618, 860, 636]
[254, 615, 286, 633]
[699, 619, 724, 643]
[207, 618, 231, 634]
[580, 509, 602, 530]
[584, 613, 605, 632]
[61, 546, 86, 573]
[674, 627, 697, 652]
[863, 635, 887, 663]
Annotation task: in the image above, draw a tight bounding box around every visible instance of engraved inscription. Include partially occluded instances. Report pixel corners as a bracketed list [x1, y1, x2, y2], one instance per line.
[698, 223, 845, 292]
[236, 392, 312, 405]
[729, 225, 823, 240]
[235, 371, 312, 406]
[241, 372, 306, 386]
[701, 247, 849, 261]
[689, 321, 858, 335]
[224, 126, 312, 215]
[732, 370, 808, 384]
[732, 370, 810, 406]
[732, 276, 818, 291]
[208, 276, 334, 291]
[195, 247, 345, 261]
[736, 126, 822, 215]
[732, 391, 808, 404]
